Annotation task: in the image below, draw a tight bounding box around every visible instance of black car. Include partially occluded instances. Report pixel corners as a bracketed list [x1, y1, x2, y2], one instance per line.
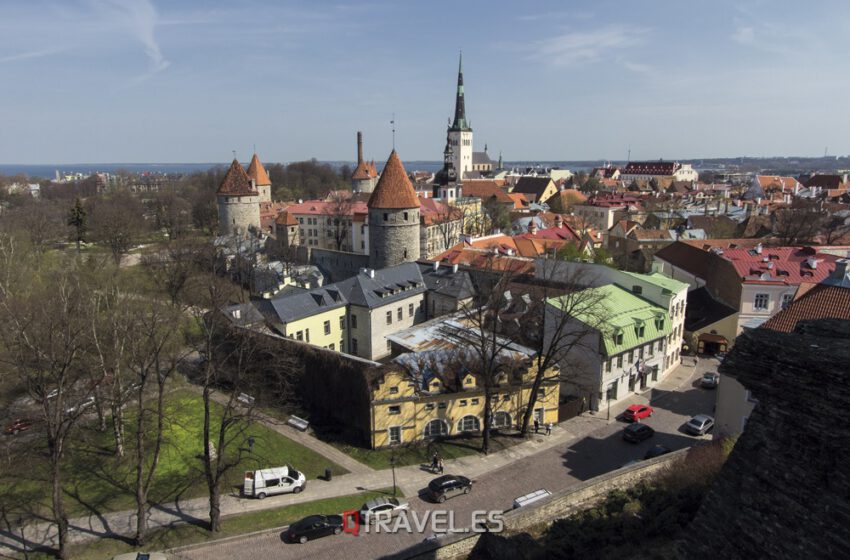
[286, 514, 343, 544]
[427, 474, 472, 503]
[622, 423, 655, 443]
[644, 444, 672, 460]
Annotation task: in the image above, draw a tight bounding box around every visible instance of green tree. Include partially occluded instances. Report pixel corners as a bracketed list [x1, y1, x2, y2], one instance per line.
[67, 197, 87, 252]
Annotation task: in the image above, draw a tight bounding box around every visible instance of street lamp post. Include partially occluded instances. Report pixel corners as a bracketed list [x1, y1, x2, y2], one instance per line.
[390, 454, 397, 497]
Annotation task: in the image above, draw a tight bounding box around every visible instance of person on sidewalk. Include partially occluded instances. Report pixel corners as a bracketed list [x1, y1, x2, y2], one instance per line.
[534, 419, 539, 434]
[545, 423, 552, 436]
[438, 457, 444, 474]
[431, 453, 439, 473]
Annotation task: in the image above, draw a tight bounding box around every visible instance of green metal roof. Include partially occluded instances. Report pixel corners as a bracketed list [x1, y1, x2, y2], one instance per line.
[548, 284, 671, 357]
[620, 271, 688, 294]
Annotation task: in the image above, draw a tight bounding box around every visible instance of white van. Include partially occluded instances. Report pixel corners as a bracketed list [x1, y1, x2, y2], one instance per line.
[512, 489, 551, 509]
[243, 465, 306, 499]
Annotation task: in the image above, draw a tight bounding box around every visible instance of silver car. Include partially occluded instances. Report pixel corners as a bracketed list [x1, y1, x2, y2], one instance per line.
[358, 496, 409, 524]
[685, 414, 715, 436]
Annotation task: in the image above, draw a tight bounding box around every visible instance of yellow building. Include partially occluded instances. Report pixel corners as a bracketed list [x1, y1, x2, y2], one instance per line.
[265, 287, 348, 352]
[368, 360, 560, 448]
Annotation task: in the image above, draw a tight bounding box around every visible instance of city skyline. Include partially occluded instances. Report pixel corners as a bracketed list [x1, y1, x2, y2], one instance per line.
[2, 0, 850, 164]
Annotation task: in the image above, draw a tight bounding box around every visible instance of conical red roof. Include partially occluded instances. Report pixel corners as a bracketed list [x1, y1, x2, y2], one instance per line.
[246, 153, 271, 186]
[367, 150, 419, 209]
[217, 159, 258, 196]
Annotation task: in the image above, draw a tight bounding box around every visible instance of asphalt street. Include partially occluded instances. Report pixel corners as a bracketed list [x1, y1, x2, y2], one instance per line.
[175, 361, 718, 560]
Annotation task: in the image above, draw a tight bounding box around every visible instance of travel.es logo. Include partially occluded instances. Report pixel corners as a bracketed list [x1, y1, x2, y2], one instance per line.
[341, 509, 504, 537]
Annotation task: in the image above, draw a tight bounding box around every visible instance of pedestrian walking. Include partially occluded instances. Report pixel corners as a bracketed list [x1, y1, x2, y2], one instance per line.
[247, 436, 255, 453]
[581, 396, 587, 413]
[545, 423, 552, 436]
[534, 419, 539, 434]
[431, 453, 439, 473]
[438, 457, 444, 474]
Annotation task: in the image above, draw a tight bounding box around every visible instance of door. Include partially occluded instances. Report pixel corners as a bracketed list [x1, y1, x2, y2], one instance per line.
[533, 408, 544, 424]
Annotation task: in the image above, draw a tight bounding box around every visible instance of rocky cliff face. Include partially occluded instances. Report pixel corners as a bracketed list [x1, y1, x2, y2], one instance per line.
[679, 319, 850, 559]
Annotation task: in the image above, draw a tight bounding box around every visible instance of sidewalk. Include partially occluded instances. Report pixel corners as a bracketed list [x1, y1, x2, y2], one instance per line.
[0, 359, 703, 554]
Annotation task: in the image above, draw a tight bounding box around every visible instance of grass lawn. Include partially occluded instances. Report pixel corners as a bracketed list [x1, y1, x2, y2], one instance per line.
[0, 389, 346, 520]
[26, 488, 400, 560]
[324, 431, 526, 470]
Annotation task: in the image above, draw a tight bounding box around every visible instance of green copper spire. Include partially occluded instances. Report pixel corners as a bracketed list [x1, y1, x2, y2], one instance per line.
[450, 52, 471, 132]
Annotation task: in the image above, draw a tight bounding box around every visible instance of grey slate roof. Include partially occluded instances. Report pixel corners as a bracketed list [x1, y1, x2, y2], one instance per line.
[221, 303, 266, 328]
[332, 263, 426, 309]
[473, 151, 493, 165]
[266, 286, 347, 324]
[419, 264, 476, 300]
[512, 176, 552, 197]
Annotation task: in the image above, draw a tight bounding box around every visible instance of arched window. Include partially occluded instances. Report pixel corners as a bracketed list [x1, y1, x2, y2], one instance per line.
[424, 419, 449, 438]
[457, 415, 481, 433]
[492, 411, 511, 429]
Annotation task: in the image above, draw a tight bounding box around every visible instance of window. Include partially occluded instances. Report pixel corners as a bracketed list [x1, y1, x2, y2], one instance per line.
[397, 307, 403, 321]
[639, 346, 644, 359]
[329, 343, 335, 350]
[636, 324, 645, 337]
[754, 293, 769, 310]
[537, 389, 545, 399]
[403, 248, 408, 259]
[323, 320, 331, 335]
[386, 311, 392, 325]
[471, 398, 479, 405]
[408, 303, 414, 317]
[632, 285, 643, 294]
[492, 411, 511, 428]
[782, 293, 794, 309]
[648, 343, 654, 357]
[351, 338, 358, 354]
[438, 402, 447, 409]
[502, 394, 510, 401]
[388, 426, 401, 445]
[605, 359, 611, 373]
[296, 331, 303, 341]
[614, 331, 624, 345]
[457, 415, 480, 432]
[460, 399, 468, 407]
[305, 329, 310, 343]
[388, 405, 401, 415]
[383, 213, 388, 222]
[351, 315, 357, 329]
[617, 355, 623, 368]
[340, 316, 345, 330]
[424, 419, 448, 438]
[386, 339, 391, 351]
[389, 386, 399, 394]
[404, 211, 409, 221]
[424, 403, 435, 411]
[627, 351, 634, 363]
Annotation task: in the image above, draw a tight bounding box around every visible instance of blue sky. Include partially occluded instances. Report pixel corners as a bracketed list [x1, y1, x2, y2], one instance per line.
[1, 0, 849, 164]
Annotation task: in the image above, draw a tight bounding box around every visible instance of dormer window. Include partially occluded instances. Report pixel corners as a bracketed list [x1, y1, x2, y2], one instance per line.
[654, 316, 664, 330]
[635, 322, 645, 338]
[613, 330, 624, 345]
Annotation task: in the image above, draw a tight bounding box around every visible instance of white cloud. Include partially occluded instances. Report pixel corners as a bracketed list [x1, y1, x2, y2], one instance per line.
[0, 47, 66, 64]
[529, 25, 649, 67]
[93, 0, 170, 75]
[732, 24, 755, 44]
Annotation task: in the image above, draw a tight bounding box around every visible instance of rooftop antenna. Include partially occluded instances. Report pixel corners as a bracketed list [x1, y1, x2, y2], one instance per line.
[232, 149, 237, 161]
[627, 147, 631, 163]
[391, 113, 396, 150]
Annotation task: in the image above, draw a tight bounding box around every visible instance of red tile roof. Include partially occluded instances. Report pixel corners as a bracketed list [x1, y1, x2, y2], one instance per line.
[762, 284, 850, 333]
[285, 199, 369, 216]
[275, 211, 298, 226]
[246, 153, 271, 186]
[352, 158, 378, 181]
[720, 246, 839, 285]
[367, 150, 419, 209]
[461, 180, 513, 204]
[217, 159, 258, 196]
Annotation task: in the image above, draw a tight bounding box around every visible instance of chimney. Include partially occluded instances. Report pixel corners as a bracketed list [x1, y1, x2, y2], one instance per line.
[356, 131, 364, 164]
[452, 263, 459, 274]
[433, 261, 439, 272]
[755, 243, 763, 254]
[807, 257, 819, 270]
[528, 220, 538, 234]
[554, 214, 563, 228]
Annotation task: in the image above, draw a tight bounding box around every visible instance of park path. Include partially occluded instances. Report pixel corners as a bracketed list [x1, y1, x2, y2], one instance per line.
[0, 359, 703, 557]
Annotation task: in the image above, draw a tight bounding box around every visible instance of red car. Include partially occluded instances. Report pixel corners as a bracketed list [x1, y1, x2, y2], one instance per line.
[623, 404, 653, 422]
[4, 419, 33, 435]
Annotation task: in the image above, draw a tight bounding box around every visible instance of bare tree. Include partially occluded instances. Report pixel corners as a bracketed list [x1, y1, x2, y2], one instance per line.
[87, 192, 148, 265]
[323, 190, 354, 251]
[773, 199, 825, 245]
[0, 267, 99, 560]
[430, 201, 463, 254]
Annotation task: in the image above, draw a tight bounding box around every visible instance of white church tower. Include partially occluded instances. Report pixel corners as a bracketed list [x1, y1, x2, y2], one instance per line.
[447, 53, 473, 179]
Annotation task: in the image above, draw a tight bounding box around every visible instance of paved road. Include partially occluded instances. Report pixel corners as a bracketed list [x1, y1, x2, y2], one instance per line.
[175, 360, 718, 560]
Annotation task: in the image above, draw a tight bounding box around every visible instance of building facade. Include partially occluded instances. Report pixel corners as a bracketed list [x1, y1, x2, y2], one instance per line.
[368, 150, 421, 269]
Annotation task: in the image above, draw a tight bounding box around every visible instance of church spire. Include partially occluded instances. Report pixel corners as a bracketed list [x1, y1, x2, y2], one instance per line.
[450, 52, 471, 132]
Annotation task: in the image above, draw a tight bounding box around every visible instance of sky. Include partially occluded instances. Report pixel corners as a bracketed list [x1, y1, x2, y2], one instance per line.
[1, 0, 849, 164]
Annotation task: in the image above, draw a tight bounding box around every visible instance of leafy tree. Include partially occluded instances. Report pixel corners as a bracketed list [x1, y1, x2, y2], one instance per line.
[67, 197, 87, 252]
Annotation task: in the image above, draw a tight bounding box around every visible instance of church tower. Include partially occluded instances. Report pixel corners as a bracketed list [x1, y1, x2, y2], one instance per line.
[246, 153, 272, 203]
[447, 53, 473, 179]
[217, 159, 261, 236]
[367, 150, 420, 269]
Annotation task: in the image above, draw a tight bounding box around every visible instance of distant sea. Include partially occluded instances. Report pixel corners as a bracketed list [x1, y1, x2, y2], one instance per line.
[1, 160, 605, 179]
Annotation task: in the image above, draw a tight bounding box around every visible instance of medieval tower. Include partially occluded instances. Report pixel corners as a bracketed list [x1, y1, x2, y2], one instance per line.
[351, 131, 379, 193]
[246, 153, 272, 203]
[447, 53, 473, 179]
[367, 150, 420, 269]
[217, 159, 261, 236]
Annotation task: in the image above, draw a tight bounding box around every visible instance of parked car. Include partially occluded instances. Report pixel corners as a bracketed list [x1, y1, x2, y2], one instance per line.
[622, 404, 653, 422]
[622, 423, 655, 443]
[112, 553, 168, 560]
[644, 445, 672, 460]
[4, 418, 33, 435]
[358, 496, 409, 524]
[65, 396, 96, 415]
[286, 514, 343, 544]
[427, 474, 472, 503]
[684, 414, 715, 436]
[701, 373, 720, 389]
[243, 466, 306, 499]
